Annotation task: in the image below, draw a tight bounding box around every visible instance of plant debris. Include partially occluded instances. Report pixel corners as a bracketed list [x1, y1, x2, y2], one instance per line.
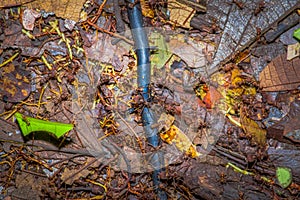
[0, 0, 300, 199]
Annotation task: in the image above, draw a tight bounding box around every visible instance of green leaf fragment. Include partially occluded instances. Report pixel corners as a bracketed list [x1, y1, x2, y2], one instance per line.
[293, 28, 300, 41]
[15, 112, 73, 138]
[149, 32, 172, 69]
[276, 167, 292, 188]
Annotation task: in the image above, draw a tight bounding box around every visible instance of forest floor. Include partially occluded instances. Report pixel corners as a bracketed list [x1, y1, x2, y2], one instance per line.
[0, 0, 300, 199]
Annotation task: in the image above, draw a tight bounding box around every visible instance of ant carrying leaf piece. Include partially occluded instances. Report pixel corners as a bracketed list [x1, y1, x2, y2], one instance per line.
[15, 112, 73, 138]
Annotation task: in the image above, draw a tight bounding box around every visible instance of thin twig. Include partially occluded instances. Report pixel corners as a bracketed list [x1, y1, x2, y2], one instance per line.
[86, 20, 134, 45]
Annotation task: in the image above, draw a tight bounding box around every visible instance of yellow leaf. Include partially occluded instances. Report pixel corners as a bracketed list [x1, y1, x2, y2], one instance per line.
[240, 112, 266, 146]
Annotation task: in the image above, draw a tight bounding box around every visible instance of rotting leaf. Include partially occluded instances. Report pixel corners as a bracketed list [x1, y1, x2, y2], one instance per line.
[15, 112, 73, 138]
[168, 34, 209, 69]
[259, 53, 300, 92]
[0, 63, 31, 102]
[276, 167, 292, 188]
[240, 110, 266, 146]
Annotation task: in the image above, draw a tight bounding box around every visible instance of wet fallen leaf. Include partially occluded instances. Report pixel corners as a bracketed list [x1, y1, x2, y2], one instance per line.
[84, 33, 129, 64]
[259, 53, 300, 91]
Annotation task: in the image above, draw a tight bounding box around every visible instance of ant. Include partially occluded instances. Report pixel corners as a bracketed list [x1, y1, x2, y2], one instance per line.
[254, 1, 266, 16]
[232, 0, 244, 9]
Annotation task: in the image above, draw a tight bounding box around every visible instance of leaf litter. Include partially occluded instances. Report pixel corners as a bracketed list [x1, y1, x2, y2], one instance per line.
[0, 0, 300, 199]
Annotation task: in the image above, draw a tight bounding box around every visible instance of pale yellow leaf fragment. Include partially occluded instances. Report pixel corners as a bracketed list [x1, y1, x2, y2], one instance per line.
[287, 43, 300, 60]
[168, 0, 196, 29]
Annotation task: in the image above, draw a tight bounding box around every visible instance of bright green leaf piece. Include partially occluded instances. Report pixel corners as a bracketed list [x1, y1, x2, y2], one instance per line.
[293, 28, 300, 41]
[276, 167, 292, 188]
[149, 32, 172, 69]
[15, 112, 73, 138]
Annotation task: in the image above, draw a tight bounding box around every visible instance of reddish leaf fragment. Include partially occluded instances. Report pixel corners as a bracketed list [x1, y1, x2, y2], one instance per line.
[22, 9, 41, 31]
[259, 54, 300, 91]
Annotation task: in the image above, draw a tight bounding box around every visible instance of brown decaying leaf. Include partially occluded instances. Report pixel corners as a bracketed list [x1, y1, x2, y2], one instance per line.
[0, 0, 86, 22]
[259, 54, 300, 92]
[61, 168, 90, 185]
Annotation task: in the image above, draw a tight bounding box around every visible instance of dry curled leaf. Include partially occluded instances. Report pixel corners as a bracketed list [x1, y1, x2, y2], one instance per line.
[259, 53, 300, 91]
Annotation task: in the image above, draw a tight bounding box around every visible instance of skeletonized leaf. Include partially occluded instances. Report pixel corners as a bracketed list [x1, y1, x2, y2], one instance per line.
[201, 0, 299, 75]
[259, 54, 300, 91]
